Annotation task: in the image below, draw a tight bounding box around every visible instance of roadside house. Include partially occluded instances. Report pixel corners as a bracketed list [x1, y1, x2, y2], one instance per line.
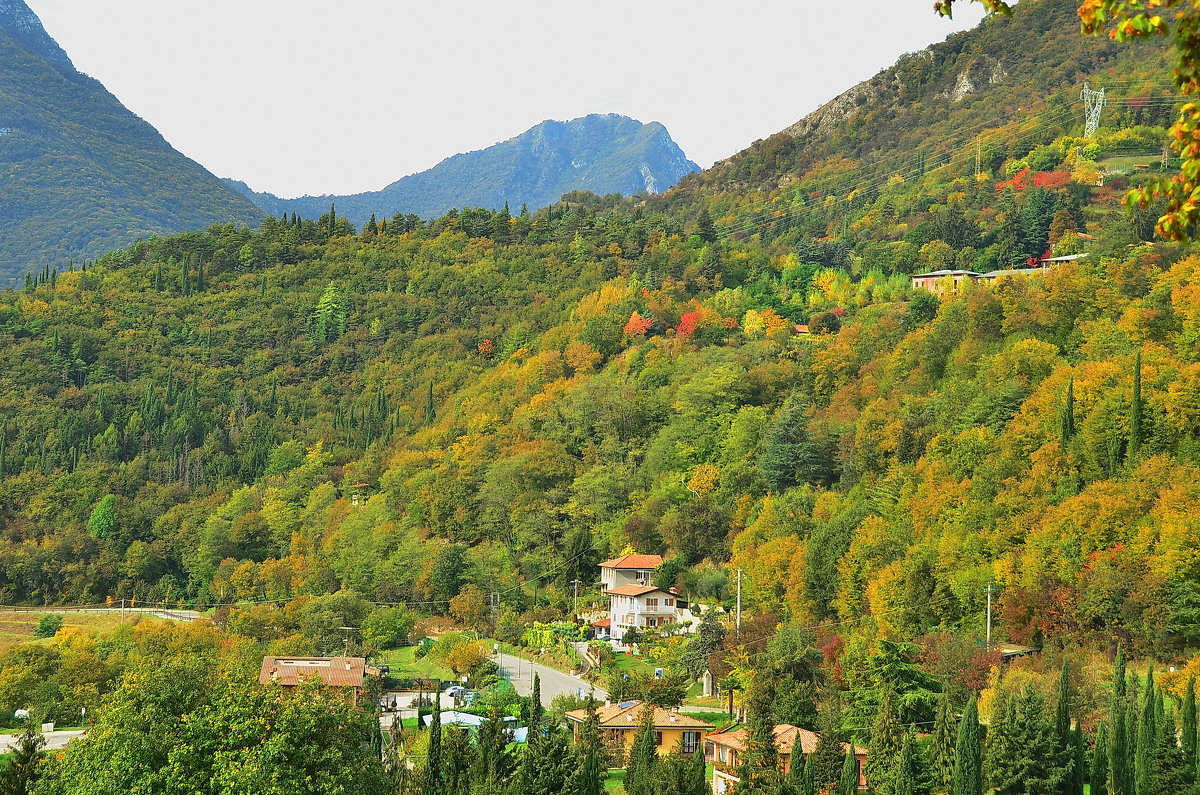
[706, 723, 868, 793]
[564, 700, 713, 764]
[599, 554, 692, 642]
[258, 656, 380, 708]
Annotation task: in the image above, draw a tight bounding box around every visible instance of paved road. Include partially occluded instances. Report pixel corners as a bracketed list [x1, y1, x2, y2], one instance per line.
[495, 650, 606, 707]
[0, 729, 86, 752]
[0, 607, 201, 621]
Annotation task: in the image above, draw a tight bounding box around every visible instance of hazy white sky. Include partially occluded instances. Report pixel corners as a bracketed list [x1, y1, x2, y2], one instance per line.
[26, 1, 986, 198]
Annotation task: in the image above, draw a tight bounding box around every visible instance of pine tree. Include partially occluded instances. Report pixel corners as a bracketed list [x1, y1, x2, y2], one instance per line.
[1183, 677, 1197, 768]
[1129, 350, 1143, 460]
[1091, 723, 1109, 795]
[930, 690, 958, 790]
[1061, 378, 1075, 445]
[951, 695, 984, 795]
[866, 685, 904, 795]
[624, 704, 659, 795]
[0, 720, 45, 795]
[738, 677, 780, 790]
[989, 685, 1068, 795]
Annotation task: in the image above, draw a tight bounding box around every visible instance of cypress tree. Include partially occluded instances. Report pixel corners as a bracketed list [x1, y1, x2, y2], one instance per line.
[1070, 725, 1085, 795]
[811, 698, 847, 792]
[787, 739, 808, 790]
[425, 381, 436, 425]
[837, 744, 859, 795]
[1110, 698, 1132, 795]
[685, 738, 707, 795]
[951, 695, 984, 795]
[1055, 661, 1074, 795]
[441, 725, 474, 795]
[624, 704, 659, 795]
[1148, 707, 1192, 793]
[1134, 668, 1156, 795]
[800, 751, 817, 795]
[1129, 350, 1143, 460]
[1183, 676, 1197, 768]
[1062, 378, 1075, 445]
[892, 731, 918, 795]
[566, 696, 603, 795]
[866, 686, 904, 795]
[930, 690, 957, 790]
[1091, 723, 1109, 795]
[475, 708, 513, 790]
[423, 706, 444, 795]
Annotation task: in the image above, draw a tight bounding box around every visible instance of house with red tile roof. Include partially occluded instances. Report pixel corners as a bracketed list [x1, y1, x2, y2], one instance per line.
[706, 723, 868, 793]
[598, 554, 691, 642]
[259, 656, 380, 707]
[564, 700, 713, 763]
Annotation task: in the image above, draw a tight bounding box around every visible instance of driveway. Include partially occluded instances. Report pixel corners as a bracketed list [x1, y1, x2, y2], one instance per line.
[495, 649, 606, 707]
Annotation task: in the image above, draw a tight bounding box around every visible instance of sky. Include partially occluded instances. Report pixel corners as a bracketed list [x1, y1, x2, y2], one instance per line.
[26, 0, 987, 199]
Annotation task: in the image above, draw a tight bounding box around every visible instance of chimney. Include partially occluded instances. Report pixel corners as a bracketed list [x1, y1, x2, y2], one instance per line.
[604, 698, 611, 708]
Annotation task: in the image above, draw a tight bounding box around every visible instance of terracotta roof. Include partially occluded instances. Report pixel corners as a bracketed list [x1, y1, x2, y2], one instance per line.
[706, 724, 866, 756]
[605, 584, 671, 597]
[564, 700, 715, 730]
[598, 554, 664, 570]
[259, 656, 378, 688]
[591, 618, 611, 628]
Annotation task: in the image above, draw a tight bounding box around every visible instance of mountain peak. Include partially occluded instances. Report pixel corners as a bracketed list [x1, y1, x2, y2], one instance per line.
[0, 0, 71, 68]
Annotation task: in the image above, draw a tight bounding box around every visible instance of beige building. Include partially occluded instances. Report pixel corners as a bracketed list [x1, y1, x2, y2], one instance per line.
[564, 700, 714, 764]
[706, 723, 867, 793]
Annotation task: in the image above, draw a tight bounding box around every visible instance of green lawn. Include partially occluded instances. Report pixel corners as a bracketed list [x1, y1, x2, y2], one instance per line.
[0, 612, 164, 652]
[611, 653, 655, 677]
[382, 646, 455, 681]
[603, 769, 625, 793]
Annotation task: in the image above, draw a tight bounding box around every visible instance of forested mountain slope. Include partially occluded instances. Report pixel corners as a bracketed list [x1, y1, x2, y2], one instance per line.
[0, 0, 1195, 665]
[0, 0, 262, 282]
[226, 114, 698, 224]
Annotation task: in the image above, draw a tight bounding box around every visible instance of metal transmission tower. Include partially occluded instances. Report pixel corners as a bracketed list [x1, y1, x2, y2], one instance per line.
[1081, 83, 1106, 137]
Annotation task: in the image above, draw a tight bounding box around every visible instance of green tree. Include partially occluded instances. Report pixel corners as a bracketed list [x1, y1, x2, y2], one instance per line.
[680, 609, 726, 679]
[988, 685, 1068, 795]
[930, 690, 958, 790]
[838, 744, 860, 795]
[951, 695, 984, 795]
[737, 677, 780, 792]
[1134, 669, 1156, 795]
[424, 705, 444, 795]
[866, 685, 904, 794]
[759, 394, 828, 491]
[1091, 723, 1109, 795]
[566, 695, 604, 795]
[0, 720, 45, 795]
[1129, 350, 1143, 460]
[811, 697, 847, 792]
[1110, 648, 1133, 795]
[32, 615, 62, 639]
[309, 282, 349, 343]
[86, 494, 117, 540]
[624, 704, 659, 795]
[474, 709, 514, 791]
[1183, 676, 1197, 768]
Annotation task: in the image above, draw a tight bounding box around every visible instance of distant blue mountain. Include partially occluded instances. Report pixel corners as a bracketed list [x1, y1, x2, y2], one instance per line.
[226, 114, 699, 223]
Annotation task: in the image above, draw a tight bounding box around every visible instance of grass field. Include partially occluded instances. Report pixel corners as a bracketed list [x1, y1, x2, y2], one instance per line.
[0, 611, 164, 651]
[381, 646, 456, 680]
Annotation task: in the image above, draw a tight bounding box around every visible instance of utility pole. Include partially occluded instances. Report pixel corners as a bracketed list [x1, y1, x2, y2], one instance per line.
[120, 596, 125, 625]
[985, 582, 994, 648]
[571, 579, 582, 621]
[975, 138, 982, 178]
[736, 569, 742, 636]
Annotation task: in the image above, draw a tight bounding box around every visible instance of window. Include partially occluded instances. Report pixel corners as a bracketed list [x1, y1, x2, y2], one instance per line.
[665, 598, 674, 606]
[654, 731, 663, 746]
[682, 731, 700, 754]
[645, 598, 658, 608]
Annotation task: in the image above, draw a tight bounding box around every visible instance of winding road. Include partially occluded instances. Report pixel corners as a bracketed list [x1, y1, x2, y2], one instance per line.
[495, 649, 606, 707]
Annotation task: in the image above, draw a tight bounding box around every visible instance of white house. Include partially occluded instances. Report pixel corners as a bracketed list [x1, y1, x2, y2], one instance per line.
[598, 554, 691, 642]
